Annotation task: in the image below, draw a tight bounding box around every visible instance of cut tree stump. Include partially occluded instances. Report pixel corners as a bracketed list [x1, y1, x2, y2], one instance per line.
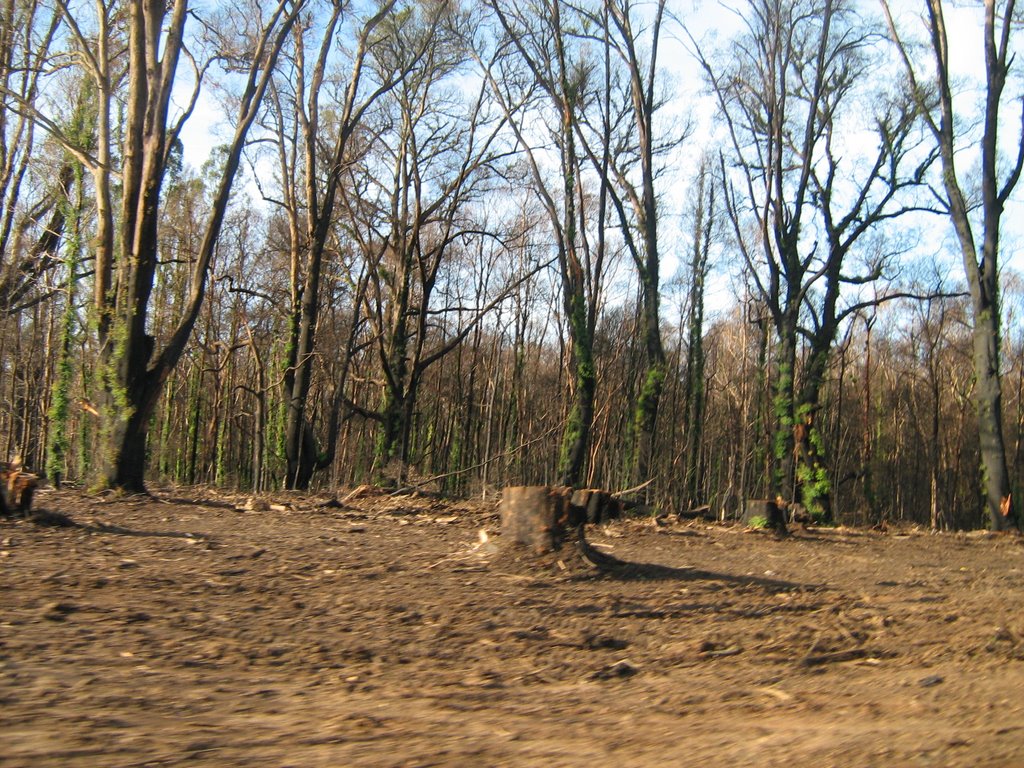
[500, 486, 581, 553]
[0, 462, 38, 517]
[743, 498, 789, 535]
[500, 486, 627, 554]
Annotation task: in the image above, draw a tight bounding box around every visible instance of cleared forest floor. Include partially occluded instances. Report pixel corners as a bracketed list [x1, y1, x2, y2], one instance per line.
[2, 487, 1024, 767]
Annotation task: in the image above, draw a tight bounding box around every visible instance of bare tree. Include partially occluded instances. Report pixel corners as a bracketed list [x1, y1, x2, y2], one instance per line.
[260, 0, 404, 490]
[341, 2, 515, 480]
[681, 157, 716, 510]
[696, 0, 933, 522]
[0, 0, 62, 313]
[484, 0, 611, 487]
[882, 0, 1024, 531]
[570, 0, 680, 489]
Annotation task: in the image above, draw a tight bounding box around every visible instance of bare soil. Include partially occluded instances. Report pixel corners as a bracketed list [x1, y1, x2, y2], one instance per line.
[2, 487, 1024, 767]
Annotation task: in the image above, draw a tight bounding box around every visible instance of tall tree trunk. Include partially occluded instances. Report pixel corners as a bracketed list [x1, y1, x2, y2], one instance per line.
[973, 297, 1012, 529]
[45, 174, 82, 487]
[632, 271, 665, 486]
[682, 164, 714, 508]
[682, 285, 706, 510]
[559, 306, 597, 487]
[554, 0, 595, 489]
[374, 248, 413, 476]
[106, 371, 164, 491]
[281, 2, 398, 489]
[883, 0, 1021, 529]
[284, 253, 326, 489]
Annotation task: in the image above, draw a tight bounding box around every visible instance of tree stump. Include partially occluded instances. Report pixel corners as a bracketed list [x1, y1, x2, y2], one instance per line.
[743, 498, 789, 535]
[0, 463, 37, 517]
[500, 486, 581, 553]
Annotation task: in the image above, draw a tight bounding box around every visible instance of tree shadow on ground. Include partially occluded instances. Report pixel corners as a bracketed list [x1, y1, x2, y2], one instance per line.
[573, 529, 819, 591]
[85, 521, 211, 541]
[11, 508, 211, 542]
[570, 559, 817, 591]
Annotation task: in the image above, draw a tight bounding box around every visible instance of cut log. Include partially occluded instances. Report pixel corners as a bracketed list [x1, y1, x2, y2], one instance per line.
[742, 499, 789, 535]
[677, 504, 715, 521]
[571, 488, 623, 524]
[500, 486, 582, 553]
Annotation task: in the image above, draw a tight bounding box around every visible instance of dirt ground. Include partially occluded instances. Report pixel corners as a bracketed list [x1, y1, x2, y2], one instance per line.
[2, 487, 1024, 767]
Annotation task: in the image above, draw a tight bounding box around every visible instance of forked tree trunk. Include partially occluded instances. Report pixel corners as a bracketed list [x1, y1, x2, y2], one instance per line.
[92, 1, 303, 491]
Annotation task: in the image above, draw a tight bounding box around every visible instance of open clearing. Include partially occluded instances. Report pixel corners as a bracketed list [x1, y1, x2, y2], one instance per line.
[2, 487, 1024, 767]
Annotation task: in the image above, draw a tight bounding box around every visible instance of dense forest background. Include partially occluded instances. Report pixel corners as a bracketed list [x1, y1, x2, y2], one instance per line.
[2, 0, 1023, 530]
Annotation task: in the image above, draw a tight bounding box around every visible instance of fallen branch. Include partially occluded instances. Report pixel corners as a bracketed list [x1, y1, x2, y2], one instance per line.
[612, 478, 654, 499]
[799, 648, 873, 667]
[389, 424, 563, 496]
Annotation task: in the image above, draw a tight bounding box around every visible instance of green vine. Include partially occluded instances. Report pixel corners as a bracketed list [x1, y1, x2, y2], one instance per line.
[46, 163, 83, 485]
[772, 361, 794, 492]
[794, 403, 831, 523]
[47, 86, 96, 486]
